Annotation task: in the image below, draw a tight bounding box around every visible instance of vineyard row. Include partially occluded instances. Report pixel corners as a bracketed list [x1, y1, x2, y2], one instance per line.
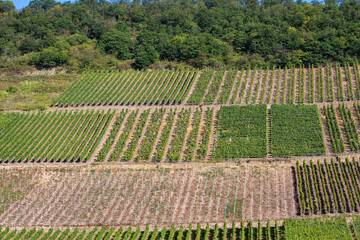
[294, 158, 360, 216]
[53, 64, 360, 107]
[0, 220, 284, 240]
[323, 103, 360, 153]
[1, 216, 359, 239]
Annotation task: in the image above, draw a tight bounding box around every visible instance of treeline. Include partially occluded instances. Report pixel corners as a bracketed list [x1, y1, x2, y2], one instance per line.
[0, 0, 360, 72]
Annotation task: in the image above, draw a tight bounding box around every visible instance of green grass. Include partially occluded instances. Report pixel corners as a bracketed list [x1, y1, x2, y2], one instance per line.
[0, 74, 76, 111]
[283, 217, 353, 240]
[271, 104, 325, 157]
[212, 105, 267, 159]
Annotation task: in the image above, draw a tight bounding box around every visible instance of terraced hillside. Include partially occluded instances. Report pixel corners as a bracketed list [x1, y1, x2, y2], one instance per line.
[53, 64, 360, 107]
[4, 103, 360, 163]
[3, 65, 360, 238]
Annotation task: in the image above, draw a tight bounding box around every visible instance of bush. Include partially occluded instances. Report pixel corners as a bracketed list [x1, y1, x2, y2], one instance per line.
[33, 48, 69, 68]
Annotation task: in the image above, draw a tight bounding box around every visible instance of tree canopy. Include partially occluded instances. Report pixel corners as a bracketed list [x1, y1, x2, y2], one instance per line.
[0, 0, 359, 70]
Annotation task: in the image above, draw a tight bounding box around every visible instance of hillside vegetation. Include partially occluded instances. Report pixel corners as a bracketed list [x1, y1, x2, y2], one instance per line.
[0, 0, 360, 73]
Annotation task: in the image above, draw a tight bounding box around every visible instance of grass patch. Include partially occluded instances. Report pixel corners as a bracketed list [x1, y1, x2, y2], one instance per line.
[283, 217, 352, 240]
[0, 74, 76, 111]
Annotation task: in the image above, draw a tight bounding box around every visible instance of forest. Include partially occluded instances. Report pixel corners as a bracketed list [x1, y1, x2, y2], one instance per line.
[0, 0, 360, 72]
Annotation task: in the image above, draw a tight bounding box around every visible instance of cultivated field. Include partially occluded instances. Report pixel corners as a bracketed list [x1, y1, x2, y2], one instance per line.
[294, 157, 360, 216]
[0, 110, 114, 163]
[2, 65, 360, 238]
[53, 64, 360, 107]
[2, 102, 360, 164]
[0, 163, 295, 227]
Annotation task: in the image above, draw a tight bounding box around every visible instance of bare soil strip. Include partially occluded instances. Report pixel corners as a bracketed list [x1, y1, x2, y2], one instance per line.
[0, 163, 298, 227]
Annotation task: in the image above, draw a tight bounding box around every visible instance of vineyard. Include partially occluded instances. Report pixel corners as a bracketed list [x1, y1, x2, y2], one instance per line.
[0, 220, 286, 240]
[96, 107, 214, 162]
[212, 105, 267, 159]
[283, 217, 354, 240]
[2, 215, 360, 239]
[0, 163, 295, 227]
[0, 110, 114, 163]
[294, 158, 360, 216]
[52, 64, 360, 107]
[54, 69, 198, 107]
[2, 64, 360, 236]
[1, 103, 359, 164]
[271, 104, 325, 157]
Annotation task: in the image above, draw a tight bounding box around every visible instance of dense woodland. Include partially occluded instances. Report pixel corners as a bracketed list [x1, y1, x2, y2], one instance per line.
[0, 0, 360, 72]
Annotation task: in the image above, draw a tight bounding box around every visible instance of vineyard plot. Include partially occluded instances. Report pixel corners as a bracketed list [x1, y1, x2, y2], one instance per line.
[294, 158, 360, 217]
[0, 110, 114, 163]
[54, 69, 197, 107]
[212, 105, 267, 159]
[283, 217, 353, 240]
[322, 103, 360, 154]
[1, 216, 358, 239]
[0, 221, 285, 240]
[0, 164, 294, 227]
[0, 169, 40, 214]
[97, 107, 214, 162]
[52, 65, 360, 108]
[271, 104, 325, 157]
